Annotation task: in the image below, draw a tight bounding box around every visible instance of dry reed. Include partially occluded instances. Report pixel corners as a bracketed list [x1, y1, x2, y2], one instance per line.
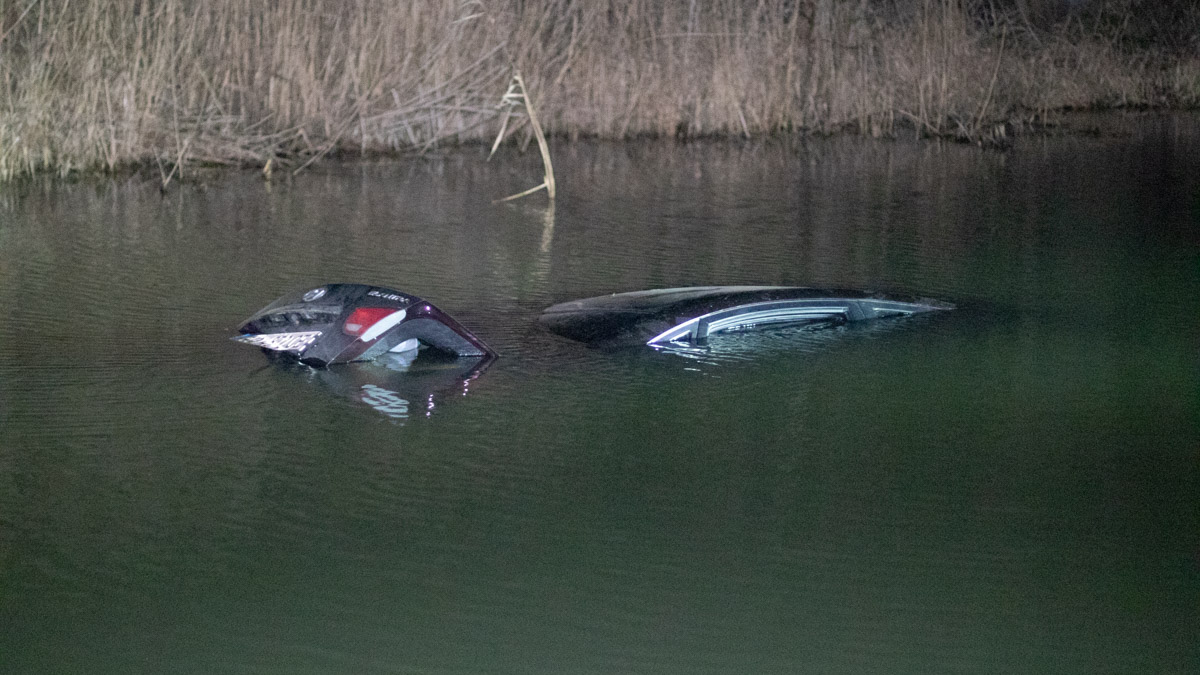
[0, 0, 1195, 180]
[490, 71, 555, 202]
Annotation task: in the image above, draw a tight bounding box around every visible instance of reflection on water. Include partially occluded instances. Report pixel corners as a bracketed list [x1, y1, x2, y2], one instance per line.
[0, 115, 1198, 674]
[309, 345, 492, 420]
[259, 350, 495, 422]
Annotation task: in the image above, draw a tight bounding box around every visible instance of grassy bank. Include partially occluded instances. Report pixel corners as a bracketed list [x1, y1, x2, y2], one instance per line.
[0, 0, 1196, 180]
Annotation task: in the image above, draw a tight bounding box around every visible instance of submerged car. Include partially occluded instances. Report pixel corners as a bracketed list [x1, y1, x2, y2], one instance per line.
[232, 283, 496, 367]
[538, 286, 954, 349]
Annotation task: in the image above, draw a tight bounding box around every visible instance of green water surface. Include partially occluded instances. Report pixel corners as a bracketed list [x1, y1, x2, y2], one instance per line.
[1, 118, 1197, 674]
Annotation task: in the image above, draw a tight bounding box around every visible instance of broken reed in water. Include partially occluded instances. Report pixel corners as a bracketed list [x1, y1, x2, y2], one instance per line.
[0, 0, 1196, 180]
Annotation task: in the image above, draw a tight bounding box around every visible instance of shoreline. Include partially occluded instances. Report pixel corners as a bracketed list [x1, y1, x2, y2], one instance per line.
[2, 107, 1196, 191]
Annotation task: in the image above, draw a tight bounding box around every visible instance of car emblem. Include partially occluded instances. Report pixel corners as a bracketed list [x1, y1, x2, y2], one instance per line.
[303, 287, 327, 302]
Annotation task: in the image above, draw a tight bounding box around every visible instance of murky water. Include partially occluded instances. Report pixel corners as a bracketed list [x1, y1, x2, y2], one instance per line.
[1, 115, 1198, 674]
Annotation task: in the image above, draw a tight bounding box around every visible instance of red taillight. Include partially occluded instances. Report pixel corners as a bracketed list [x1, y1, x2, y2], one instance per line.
[343, 307, 399, 337]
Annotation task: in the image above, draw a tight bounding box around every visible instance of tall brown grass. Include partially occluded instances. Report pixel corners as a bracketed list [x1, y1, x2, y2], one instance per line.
[0, 0, 1196, 180]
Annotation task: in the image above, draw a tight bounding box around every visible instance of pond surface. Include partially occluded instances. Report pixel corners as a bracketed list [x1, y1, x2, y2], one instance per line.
[1, 116, 1198, 674]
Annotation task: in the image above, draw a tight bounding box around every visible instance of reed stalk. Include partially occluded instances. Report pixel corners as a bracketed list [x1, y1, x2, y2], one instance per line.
[491, 72, 555, 203]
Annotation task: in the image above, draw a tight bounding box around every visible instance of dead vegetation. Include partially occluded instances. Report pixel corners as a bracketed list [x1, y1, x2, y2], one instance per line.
[0, 0, 1195, 180]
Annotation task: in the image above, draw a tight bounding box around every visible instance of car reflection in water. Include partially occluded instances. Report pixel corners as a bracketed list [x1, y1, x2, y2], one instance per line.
[264, 347, 494, 422]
